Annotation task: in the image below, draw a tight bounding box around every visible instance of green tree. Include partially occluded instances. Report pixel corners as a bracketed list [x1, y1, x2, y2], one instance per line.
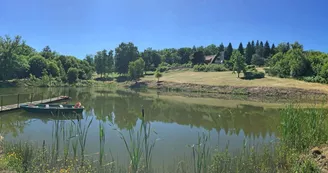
[104, 50, 114, 75]
[14, 55, 30, 79]
[115, 42, 139, 74]
[141, 48, 153, 72]
[277, 43, 290, 53]
[245, 42, 253, 65]
[40, 46, 55, 59]
[177, 47, 192, 64]
[84, 54, 94, 67]
[204, 44, 218, 56]
[94, 50, 105, 77]
[291, 41, 303, 50]
[251, 54, 265, 66]
[94, 49, 112, 77]
[263, 41, 271, 58]
[191, 51, 205, 65]
[271, 44, 276, 55]
[67, 67, 79, 83]
[231, 50, 245, 78]
[128, 58, 145, 81]
[238, 42, 244, 55]
[154, 70, 162, 82]
[47, 61, 60, 77]
[29, 55, 48, 78]
[218, 43, 225, 53]
[0, 35, 23, 80]
[287, 49, 308, 77]
[224, 43, 233, 60]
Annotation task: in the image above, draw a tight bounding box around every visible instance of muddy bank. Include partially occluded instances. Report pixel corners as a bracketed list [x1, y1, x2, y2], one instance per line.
[128, 80, 328, 102]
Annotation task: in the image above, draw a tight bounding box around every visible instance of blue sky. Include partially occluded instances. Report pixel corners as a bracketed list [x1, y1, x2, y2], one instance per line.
[1, 0, 327, 58]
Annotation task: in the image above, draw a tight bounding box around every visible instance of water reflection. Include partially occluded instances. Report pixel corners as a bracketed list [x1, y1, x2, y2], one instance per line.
[0, 88, 280, 139]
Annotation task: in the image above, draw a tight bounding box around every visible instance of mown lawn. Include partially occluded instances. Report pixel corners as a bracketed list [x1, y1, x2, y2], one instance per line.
[142, 70, 328, 93]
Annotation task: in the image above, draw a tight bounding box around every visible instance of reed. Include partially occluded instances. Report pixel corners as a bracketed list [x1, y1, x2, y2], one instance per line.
[280, 105, 328, 152]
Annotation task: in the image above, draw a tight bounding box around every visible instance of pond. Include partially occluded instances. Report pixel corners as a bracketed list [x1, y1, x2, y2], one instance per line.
[0, 87, 283, 168]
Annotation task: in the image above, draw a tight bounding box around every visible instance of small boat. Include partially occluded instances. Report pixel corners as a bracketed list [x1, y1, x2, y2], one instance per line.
[20, 102, 84, 114]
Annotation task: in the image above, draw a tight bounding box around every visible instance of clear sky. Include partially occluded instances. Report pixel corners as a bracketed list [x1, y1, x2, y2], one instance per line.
[1, 0, 327, 58]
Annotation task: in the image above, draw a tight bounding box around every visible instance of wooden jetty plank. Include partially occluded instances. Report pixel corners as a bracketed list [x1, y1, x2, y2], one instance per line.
[0, 96, 69, 113]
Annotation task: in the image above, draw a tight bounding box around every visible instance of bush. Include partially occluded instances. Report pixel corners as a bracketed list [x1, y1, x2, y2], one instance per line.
[67, 68, 79, 83]
[302, 76, 327, 84]
[243, 71, 265, 79]
[193, 64, 206, 72]
[193, 64, 228, 72]
[206, 64, 228, 72]
[157, 62, 170, 72]
[245, 65, 257, 72]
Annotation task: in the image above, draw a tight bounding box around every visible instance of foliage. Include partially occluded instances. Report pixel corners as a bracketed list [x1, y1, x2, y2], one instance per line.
[115, 42, 139, 74]
[243, 71, 265, 80]
[128, 58, 145, 81]
[191, 51, 205, 65]
[224, 43, 233, 60]
[28, 55, 48, 78]
[231, 51, 246, 78]
[67, 68, 79, 83]
[251, 54, 265, 66]
[47, 61, 60, 77]
[94, 49, 114, 77]
[280, 105, 328, 152]
[193, 64, 228, 72]
[302, 76, 327, 84]
[154, 70, 162, 82]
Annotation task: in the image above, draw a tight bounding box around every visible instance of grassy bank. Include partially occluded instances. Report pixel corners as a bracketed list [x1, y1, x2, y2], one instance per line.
[0, 78, 118, 88]
[0, 106, 327, 172]
[143, 70, 328, 93]
[139, 70, 328, 98]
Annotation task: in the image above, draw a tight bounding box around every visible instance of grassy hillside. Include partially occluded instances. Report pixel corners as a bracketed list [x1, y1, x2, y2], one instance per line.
[142, 70, 328, 93]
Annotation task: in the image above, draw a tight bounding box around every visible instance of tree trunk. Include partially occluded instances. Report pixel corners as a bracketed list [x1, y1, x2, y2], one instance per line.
[237, 73, 240, 78]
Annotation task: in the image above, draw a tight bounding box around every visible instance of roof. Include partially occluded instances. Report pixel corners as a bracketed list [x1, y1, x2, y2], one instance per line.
[205, 55, 216, 61]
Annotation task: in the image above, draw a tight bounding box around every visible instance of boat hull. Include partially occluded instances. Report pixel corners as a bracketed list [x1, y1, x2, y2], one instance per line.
[20, 104, 84, 114]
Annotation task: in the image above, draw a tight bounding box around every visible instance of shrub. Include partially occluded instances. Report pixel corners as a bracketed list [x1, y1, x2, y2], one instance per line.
[193, 64, 227, 72]
[302, 76, 327, 84]
[243, 71, 265, 80]
[245, 65, 257, 72]
[251, 54, 265, 66]
[263, 67, 270, 74]
[193, 64, 206, 72]
[206, 64, 228, 72]
[157, 62, 170, 72]
[67, 68, 79, 83]
[47, 62, 60, 77]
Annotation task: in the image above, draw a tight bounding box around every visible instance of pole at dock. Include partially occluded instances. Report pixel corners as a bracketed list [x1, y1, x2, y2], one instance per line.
[17, 94, 20, 108]
[1, 96, 3, 111]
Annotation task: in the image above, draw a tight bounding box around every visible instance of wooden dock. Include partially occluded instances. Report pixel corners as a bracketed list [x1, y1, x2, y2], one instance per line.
[0, 96, 70, 113]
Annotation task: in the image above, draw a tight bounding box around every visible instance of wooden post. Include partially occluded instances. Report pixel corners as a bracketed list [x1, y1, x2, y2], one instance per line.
[1, 96, 3, 111]
[30, 93, 33, 103]
[17, 94, 20, 108]
[41, 93, 43, 103]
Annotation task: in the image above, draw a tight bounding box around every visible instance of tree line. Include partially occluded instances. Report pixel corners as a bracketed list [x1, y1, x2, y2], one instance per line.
[1, 34, 327, 83]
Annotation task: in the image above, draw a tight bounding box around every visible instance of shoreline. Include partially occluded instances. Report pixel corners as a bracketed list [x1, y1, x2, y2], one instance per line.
[127, 80, 328, 101]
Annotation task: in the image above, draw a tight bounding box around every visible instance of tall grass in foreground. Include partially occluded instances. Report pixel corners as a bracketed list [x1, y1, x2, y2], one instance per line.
[280, 105, 328, 152]
[116, 108, 158, 173]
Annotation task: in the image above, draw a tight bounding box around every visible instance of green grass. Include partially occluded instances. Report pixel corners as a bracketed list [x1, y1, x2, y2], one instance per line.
[280, 105, 328, 152]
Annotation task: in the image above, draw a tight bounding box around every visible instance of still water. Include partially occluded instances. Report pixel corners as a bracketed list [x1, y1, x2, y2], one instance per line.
[0, 87, 280, 168]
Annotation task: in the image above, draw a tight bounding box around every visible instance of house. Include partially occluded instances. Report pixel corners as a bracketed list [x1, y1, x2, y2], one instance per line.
[204, 51, 225, 64]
